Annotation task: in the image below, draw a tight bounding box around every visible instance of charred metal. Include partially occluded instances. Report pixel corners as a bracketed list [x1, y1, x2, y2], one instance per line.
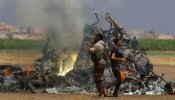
[0, 12, 174, 95]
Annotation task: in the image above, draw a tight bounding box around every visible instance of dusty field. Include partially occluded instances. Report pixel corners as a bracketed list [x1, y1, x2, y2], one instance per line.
[0, 50, 174, 100]
[0, 50, 42, 70]
[0, 50, 174, 69]
[148, 56, 175, 65]
[0, 93, 175, 100]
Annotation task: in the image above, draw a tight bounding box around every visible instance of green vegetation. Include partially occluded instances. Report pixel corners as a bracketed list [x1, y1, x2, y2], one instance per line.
[0, 39, 45, 50]
[138, 39, 175, 51]
[0, 39, 175, 51]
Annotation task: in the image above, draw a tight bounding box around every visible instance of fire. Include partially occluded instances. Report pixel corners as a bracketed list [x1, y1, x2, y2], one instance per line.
[57, 52, 78, 76]
[71, 53, 78, 61]
[27, 65, 34, 75]
[3, 69, 13, 76]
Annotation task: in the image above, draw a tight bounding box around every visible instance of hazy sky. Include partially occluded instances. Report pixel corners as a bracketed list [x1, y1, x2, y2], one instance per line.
[0, 0, 175, 34]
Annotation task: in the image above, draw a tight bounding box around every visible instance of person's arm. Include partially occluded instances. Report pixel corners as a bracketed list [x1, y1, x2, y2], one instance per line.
[111, 53, 125, 62]
[89, 47, 96, 53]
[89, 43, 98, 53]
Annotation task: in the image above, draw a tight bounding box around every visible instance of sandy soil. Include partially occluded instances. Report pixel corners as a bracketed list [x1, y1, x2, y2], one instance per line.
[0, 50, 42, 65]
[0, 51, 175, 100]
[154, 64, 175, 80]
[0, 93, 175, 100]
[0, 51, 174, 69]
[148, 56, 175, 65]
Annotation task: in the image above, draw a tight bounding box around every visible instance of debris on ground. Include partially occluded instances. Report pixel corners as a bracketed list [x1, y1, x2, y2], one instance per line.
[0, 12, 174, 95]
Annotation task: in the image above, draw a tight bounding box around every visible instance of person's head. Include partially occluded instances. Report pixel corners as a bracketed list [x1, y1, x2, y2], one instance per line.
[94, 33, 103, 43]
[114, 38, 122, 47]
[133, 36, 136, 39]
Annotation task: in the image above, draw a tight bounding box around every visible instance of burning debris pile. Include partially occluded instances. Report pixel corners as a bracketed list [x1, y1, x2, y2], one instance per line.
[43, 12, 175, 95]
[45, 12, 175, 95]
[0, 12, 175, 95]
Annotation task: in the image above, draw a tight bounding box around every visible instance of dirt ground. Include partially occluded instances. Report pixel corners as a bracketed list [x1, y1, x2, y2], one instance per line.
[0, 93, 175, 100]
[0, 50, 41, 66]
[0, 51, 175, 100]
[148, 56, 175, 65]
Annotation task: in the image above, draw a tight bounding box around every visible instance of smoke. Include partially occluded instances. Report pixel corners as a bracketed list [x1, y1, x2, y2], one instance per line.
[14, 0, 84, 51]
[0, 0, 123, 51]
[0, 0, 123, 74]
[0, 0, 124, 53]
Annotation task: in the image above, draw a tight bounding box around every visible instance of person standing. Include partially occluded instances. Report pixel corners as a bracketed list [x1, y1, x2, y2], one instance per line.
[89, 33, 107, 97]
[109, 38, 125, 97]
[131, 36, 139, 50]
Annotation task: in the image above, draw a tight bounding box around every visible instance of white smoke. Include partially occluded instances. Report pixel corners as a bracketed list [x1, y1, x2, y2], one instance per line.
[0, 0, 123, 50]
[14, 0, 84, 50]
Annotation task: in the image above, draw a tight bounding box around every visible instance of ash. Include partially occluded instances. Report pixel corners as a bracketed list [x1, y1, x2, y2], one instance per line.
[0, 12, 175, 95]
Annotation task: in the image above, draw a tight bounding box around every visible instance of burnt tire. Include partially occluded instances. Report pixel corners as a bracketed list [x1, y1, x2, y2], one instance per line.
[9, 83, 23, 93]
[28, 80, 45, 93]
[27, 75, 51, 93]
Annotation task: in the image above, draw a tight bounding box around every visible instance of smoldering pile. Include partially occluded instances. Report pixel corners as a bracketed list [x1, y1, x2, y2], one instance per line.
[42, 44, 175, 95]
[44, 47, 175, 95]
[44, 13, 175, 95]
[0, 12, 174, 95]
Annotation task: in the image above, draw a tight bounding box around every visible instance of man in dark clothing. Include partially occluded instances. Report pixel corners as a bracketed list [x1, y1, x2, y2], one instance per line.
[109, 38, 125, 97]
[89, 34, 108, 97]
[131, 36, 139, 50]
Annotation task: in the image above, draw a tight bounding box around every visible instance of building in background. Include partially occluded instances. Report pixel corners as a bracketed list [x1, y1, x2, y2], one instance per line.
[0, 22, 20, 33]
[127, 29, 174, 39]
[0, 22, 44, 40]
[127, 29, 145, 38]
[158, 34, 174, 39]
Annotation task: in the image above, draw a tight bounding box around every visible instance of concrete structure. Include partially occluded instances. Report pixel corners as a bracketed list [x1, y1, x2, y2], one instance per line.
[127, 29, 145, 39]
[144, 33, 158, 39]
[13, 33, 44, 40]
[158, 34, 174, 39]
[127, 29, 175, 39]
[0, 22, 20, 33]
[0, 22, 44, 40]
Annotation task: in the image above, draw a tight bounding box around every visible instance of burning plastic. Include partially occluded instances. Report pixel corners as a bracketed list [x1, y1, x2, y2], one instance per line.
[84, 12, 173, 95]
[52, 12, 174, 95]
[0, 12, 174, 95]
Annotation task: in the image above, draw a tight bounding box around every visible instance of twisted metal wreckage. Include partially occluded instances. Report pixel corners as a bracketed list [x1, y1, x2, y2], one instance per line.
[0, 12, 175, 95]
